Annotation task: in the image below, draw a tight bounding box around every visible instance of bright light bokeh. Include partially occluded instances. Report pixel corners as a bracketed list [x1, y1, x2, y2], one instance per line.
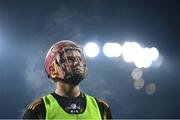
[122, 42, 141, 62]
[134, 78, 144, 90]
[146, 83, 156, 95]
[84, 42, 99, 57]
[83, 41, 160, 68]
[131, 68, 143, 80]
[103, 43, 122, 57]
[134, 48, 153, 68]
[122, 41, 160, 68]
[134, 47, 159, 68]
[150, 47, 159, 61]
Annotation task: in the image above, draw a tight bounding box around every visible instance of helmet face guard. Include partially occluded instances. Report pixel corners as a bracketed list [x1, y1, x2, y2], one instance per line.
[56, 47, 87, 85]
[45, 40, 87, 85]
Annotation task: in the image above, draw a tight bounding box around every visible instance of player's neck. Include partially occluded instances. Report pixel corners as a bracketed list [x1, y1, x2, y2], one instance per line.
[55, 81, 80, 97]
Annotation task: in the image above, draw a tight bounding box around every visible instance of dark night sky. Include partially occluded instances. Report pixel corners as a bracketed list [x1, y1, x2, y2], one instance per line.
[0, 0, 179, 118]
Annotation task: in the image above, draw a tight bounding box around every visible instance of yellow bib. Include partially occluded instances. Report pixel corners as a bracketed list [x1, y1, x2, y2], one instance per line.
[43, 94, 102, 120]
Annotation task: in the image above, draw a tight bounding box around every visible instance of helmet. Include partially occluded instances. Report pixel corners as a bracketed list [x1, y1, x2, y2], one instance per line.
[44, 40, 87, 84]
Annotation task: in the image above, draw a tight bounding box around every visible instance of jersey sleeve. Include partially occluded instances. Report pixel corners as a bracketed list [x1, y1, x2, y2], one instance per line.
[96, 99, 112, 119]
[23, 98, 46, 119]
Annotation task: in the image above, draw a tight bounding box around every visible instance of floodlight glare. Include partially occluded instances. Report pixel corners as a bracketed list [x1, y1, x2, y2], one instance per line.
[103, 43, 122, 57]
[84, 42, 99, 57]
[150, 47, 159, 61]
[134, 48, 153, 68]
[122, 42, 141, 62]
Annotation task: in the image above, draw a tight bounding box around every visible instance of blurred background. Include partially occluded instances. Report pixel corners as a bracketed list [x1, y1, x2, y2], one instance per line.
[0, 0, 179, 118]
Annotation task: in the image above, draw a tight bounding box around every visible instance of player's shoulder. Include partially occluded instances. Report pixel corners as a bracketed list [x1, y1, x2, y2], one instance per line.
[84, 93, 109, 109]
[96, 98, 110, 108]
[27, 98, 43, 110]
[23, 98, 46, 119]
[95, 98, 112, 119]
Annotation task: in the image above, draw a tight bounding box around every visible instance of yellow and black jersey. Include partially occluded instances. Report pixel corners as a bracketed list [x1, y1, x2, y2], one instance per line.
[23, 92, 112, 119]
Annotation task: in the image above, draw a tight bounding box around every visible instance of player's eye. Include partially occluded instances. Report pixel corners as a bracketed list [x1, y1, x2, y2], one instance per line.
[76, 56, 82, 62]
[67, 56, 76, 62]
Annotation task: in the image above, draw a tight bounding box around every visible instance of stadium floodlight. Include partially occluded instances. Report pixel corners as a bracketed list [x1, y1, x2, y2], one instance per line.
[122, 42, 141, 63]
[134, 48, 153, 68]
[84, 42, 99, 57]
[150, 47, 159, 61]
[103, 43, 122, 57]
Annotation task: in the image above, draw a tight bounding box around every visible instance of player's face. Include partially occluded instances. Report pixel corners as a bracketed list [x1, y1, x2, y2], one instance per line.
[55, 48, 87, 84]
[60, 50, 85, 75]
